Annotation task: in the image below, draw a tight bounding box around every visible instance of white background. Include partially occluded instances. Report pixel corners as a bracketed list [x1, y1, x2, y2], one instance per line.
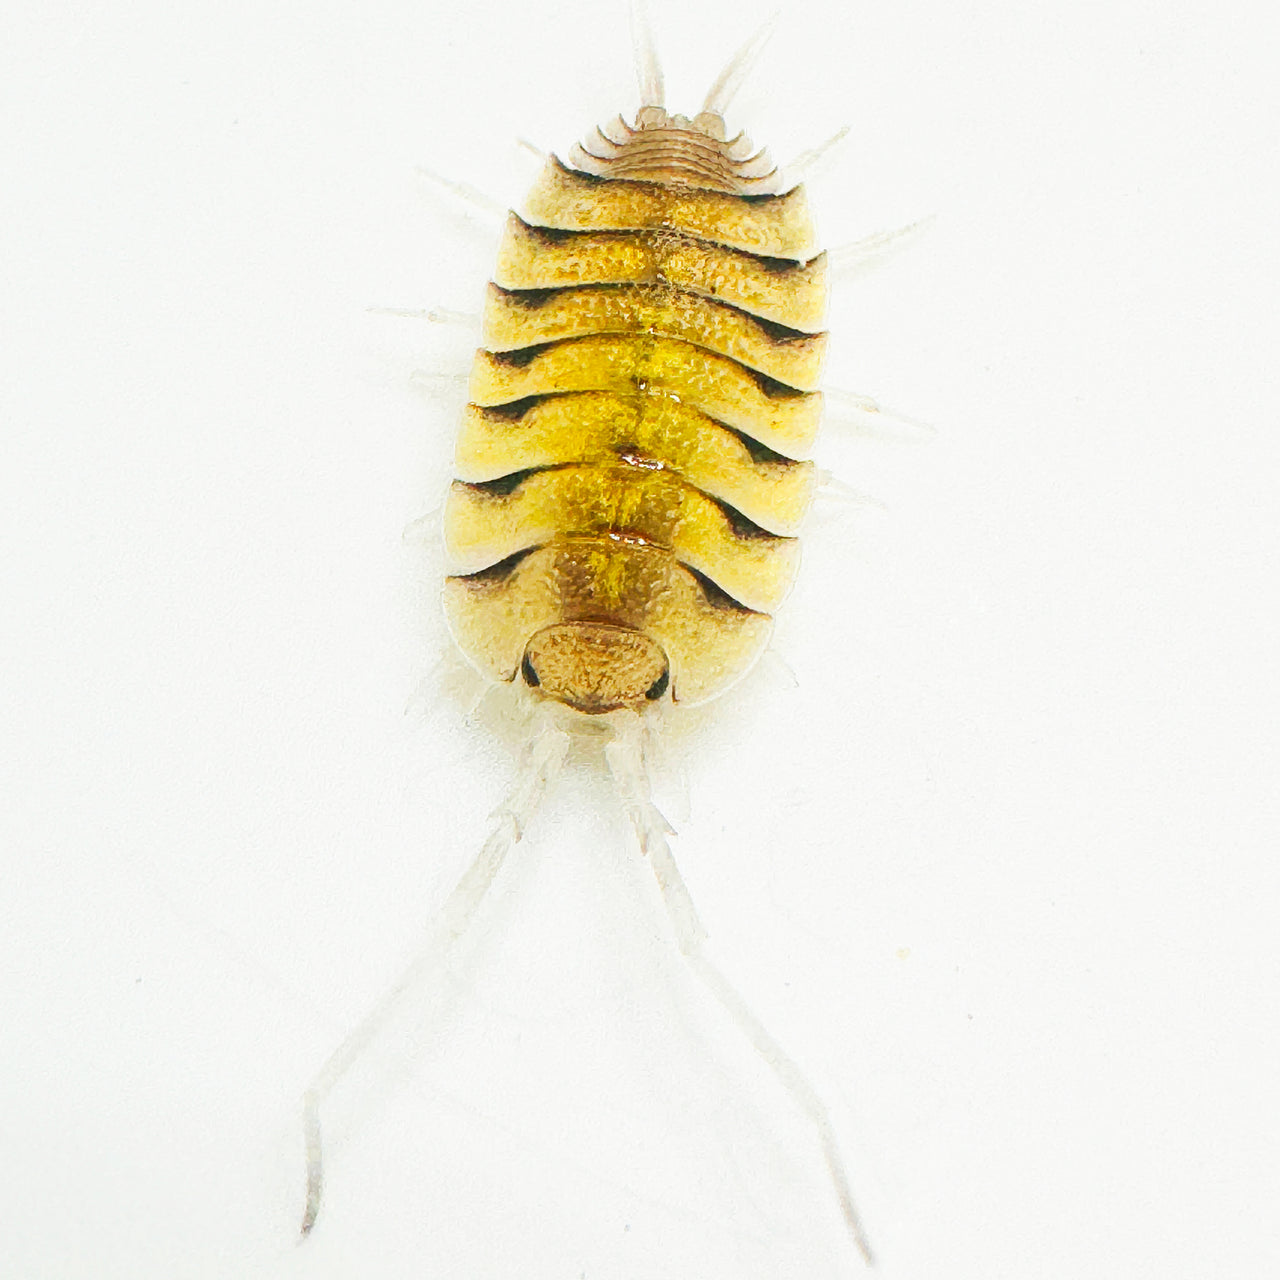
[3, 1, 1278, 1277]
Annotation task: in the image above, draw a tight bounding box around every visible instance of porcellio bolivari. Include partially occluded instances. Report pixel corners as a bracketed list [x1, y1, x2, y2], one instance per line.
[300, 19, 882, 1267]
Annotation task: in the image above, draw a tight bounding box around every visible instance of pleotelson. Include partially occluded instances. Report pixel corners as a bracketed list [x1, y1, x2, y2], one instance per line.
[443, 118, 827, 713]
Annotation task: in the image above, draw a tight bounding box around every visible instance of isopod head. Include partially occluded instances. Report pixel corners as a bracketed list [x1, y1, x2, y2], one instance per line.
[522, 621, 668, 714]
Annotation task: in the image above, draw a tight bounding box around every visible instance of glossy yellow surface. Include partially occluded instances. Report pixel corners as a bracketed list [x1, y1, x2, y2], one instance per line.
[495, 214, 828, 331]
[483, 282, 826, 390]
[453, 392, 814, 535]
[443, 541, 773, 706]
[469, 335, 823, 458]
[445, 125, 826, 707]
[522, 158, 817, 259]
[445, 465, 799, 613]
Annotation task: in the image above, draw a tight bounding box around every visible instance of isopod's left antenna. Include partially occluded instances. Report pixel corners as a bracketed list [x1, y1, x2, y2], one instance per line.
[606, 713, 876, 1267]
[630, 0, 665, 107]
[299, 703, 571, 1237]
[701, 12, 779, 118]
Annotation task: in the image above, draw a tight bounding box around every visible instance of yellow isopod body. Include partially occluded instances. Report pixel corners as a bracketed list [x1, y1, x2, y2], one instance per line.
[300, 56, 879, 1268]
[443, 105, 827, 715]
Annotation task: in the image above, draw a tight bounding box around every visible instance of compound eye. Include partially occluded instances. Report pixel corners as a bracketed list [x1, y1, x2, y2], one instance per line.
[520, 652, 541, 687]
[644, 667, 670, 701]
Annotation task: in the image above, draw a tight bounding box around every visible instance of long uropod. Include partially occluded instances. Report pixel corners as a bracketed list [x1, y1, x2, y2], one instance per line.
[301, 19, 877, 1267]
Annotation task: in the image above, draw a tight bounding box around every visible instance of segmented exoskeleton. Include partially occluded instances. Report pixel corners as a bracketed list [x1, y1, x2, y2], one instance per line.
[301, 22, 878, 1267]
[443, 106, 826, 712]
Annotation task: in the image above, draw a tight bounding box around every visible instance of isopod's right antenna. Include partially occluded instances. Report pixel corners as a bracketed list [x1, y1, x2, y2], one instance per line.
[606, 714, 876, 1267]
[630, 0, 665, 108]
[701, 12, 780, 118]
[299, 703, 571, 1237]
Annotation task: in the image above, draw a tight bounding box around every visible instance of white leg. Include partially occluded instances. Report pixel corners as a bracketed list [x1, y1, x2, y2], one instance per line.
[606, 716, 876, 1267]
[400, 505, 443, 551]
[784, 126, 852, 187]
[515, 137, 548, 162]
[366, 305, 481, 329]
[828, 216, 936, 279]
[300, 705, 571, 1236]
[813, 468, 889, 511]
[823, 385, 936, 442]
[414, 165, 507, 224]
[409, 370, 469, 392]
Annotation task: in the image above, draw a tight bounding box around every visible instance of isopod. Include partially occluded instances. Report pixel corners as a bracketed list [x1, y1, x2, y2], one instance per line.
[301, 11, 877, 1267]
